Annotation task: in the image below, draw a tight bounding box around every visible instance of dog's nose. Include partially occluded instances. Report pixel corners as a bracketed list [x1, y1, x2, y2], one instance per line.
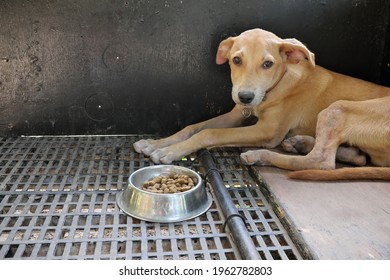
[238, 91, 255, 104]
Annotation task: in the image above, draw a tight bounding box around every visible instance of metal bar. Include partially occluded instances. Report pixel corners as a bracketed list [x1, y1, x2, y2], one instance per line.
[197, 149, 261, 260]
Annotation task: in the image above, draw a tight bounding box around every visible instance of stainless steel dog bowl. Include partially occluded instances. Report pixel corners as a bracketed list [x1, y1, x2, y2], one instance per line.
[117, 165, 212, 223]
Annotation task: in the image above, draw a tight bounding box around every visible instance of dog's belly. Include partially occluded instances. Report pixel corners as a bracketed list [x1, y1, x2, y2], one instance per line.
[286, 126, 316, 139]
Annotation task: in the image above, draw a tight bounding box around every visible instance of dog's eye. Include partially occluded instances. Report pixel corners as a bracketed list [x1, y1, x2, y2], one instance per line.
[262, 60, 274, 69]
[232, 56, 242, 65]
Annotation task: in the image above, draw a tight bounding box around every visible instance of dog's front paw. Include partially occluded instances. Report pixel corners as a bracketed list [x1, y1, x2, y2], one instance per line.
[240, 150, 270, 166]
[133, 139, 158, 156]
[149, 147, 182, 164]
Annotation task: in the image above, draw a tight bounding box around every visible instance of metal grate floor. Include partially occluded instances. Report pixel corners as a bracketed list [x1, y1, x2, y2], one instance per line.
[0, 136, 301, 260]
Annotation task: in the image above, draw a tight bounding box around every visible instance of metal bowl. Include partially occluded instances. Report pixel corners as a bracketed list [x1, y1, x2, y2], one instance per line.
[116, 165, 212, 223]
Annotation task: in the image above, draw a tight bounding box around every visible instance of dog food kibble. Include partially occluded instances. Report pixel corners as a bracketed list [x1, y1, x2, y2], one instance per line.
[142, 172, 198, 194]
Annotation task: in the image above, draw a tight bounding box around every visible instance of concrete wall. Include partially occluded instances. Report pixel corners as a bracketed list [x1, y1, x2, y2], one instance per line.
[0, 0, 389, 136]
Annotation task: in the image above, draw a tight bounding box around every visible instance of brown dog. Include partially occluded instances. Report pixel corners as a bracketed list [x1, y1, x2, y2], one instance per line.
[134, 28, 390, 180]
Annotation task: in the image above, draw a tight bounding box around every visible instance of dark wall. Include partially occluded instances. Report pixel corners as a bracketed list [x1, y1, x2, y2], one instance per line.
[0, 0, 389, 137]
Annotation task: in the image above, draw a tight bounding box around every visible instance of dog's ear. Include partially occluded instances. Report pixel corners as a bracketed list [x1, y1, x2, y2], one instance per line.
[216, 37, 235, 65]
[279, 39, 315, 67]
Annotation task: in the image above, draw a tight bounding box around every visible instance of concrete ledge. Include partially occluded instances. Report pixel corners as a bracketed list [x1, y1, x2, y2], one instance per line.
[252, 166, 390, 259]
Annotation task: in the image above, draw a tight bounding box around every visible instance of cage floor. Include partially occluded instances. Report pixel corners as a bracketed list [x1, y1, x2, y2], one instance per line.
[0, 136, 301, 260]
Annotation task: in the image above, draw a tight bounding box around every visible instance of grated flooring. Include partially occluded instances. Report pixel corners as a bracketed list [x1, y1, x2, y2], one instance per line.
[0, 136, 302, 260]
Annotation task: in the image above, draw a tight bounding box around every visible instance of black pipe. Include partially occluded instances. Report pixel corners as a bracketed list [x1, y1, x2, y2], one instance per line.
[197, 149, 261, 260]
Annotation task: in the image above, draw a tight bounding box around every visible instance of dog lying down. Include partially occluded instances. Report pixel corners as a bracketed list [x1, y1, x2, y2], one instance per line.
[134, 28, 390, 181]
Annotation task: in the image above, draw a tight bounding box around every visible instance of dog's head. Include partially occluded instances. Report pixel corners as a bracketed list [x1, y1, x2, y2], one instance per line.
[216, 29, 315, 107]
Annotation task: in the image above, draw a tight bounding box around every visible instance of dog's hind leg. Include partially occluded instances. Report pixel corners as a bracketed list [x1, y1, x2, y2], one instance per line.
[281, 135, 366, 166]
[281, 135, 315, 154]
[241, 101, 352, 170]
[335, 146, 366, 166]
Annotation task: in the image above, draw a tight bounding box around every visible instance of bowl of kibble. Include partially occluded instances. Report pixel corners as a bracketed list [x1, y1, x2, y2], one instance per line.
[117, 165, 212, 222]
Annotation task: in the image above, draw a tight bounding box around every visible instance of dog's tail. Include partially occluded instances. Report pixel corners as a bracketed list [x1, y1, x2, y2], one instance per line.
[288, 167, 390, 181]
